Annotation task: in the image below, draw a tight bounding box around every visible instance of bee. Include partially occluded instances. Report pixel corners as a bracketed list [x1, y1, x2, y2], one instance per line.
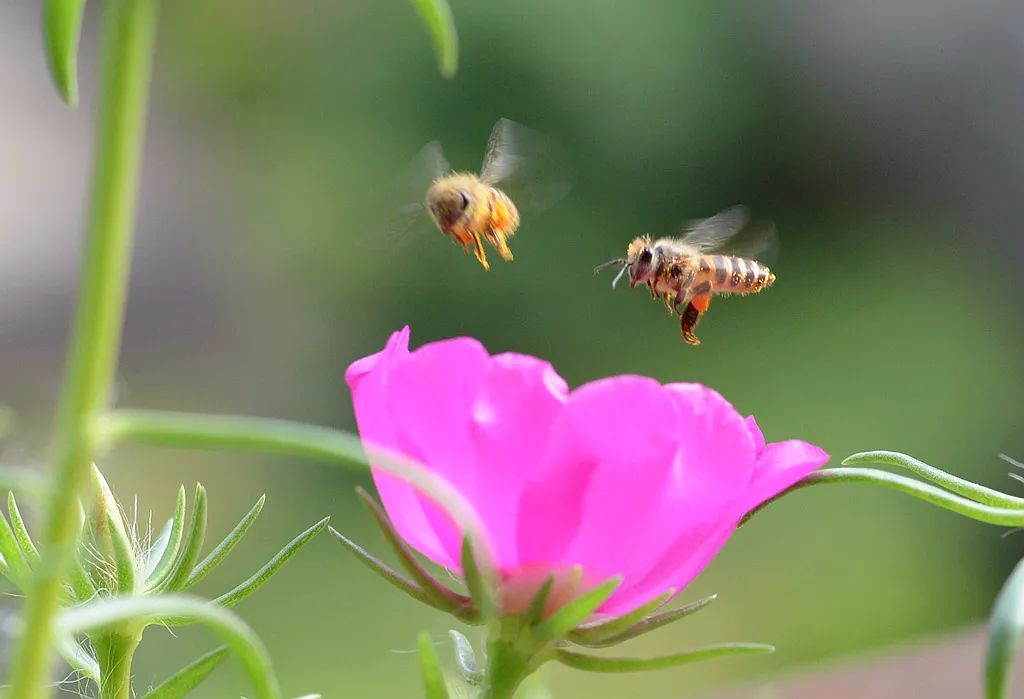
[377, 118, 571, 270]
[595, 206, 776, 346]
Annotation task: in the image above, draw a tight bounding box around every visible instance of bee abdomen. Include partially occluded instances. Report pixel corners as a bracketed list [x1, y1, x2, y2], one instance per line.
[717, 256, 774, 294]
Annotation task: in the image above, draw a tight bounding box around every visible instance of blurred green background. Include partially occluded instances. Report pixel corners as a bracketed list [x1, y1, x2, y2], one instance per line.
[2, 0, 1024, 696]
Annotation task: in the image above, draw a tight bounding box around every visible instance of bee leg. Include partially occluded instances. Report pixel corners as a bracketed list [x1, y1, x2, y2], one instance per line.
[487, 229, 515, 262]
[646, 280, 657, 300]
[662, 293, 674, 315]
[680, 295, 711, 346]
[470, 233, 490, 270]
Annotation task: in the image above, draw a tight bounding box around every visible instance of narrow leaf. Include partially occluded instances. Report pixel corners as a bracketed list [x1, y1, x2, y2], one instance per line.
[106, 510, 137, 593]
[214, 517, 329, 609]
[57, 635, 99, 681]
[534, 577, 622, 643]
[357, 488, 468, 613]
[987, 557, 1024, 699]
[554, 642, 775, 673]
[160, 483, 208, 591]
[408, 0, 458, 78]
[146, 486, 187, 588]
[570, 589, 676, 646]
[0, 510, 29, 585]
[138, 646, 229, 699]
[418, 632, 450, 699]
[523, 575, 556, 626]
[573, 594, 718, 648]
[184, 494, 265, 590]
[143, 518, 174, 580]
[59, 594, 281, 699]
[7, 492, 40, 567]
[461, 536, 497, 620]
[448, 629, 480, 684]
[843, 451, 1024, 508]
[43, 0, 88, 106]
[328, 525, 453, 612]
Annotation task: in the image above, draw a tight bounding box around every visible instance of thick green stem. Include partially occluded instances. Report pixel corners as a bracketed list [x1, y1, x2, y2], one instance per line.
[9, 1, 158, 696]
[94, 627, 144, 699]
[481, 635, 534, 699]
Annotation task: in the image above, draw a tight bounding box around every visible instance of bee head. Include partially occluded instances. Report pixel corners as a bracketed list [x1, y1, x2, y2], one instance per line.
[626, 236, 656, 288]
[427, 183, 473, 232]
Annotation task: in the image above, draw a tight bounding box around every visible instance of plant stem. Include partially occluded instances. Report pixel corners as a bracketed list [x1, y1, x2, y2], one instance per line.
[481, 636, 533, 699]
[8, 1, 158, 696]
[93, 628, 144, 699]
[741, 467, 1024, 528]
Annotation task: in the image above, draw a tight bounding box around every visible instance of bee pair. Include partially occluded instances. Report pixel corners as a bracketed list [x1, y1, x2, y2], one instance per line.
[393, 118, 775, 346]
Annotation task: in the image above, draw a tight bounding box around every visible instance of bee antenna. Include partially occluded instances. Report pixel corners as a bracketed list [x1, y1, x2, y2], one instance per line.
[611, 265, 628, 289]
[593, 258, 626, 275]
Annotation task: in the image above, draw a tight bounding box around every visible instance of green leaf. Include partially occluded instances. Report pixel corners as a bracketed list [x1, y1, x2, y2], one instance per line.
[43, 0, 88, 106]
[146, 486, 187, 588]
[58, 594, 282, 699]
[460, 536, 497, 621]
[448, 629, 480, 684]
[569, 589, 675, 646]
[7, 492, 40, 567]
[159, 484, 208, 591]
[357, 488, 468, 614]
[90, 464, 137, 593]
[0, 509, 30, 586]
[418, 632, 450, 699]
[138, 646, 229, 699]
[183, 494, 265, 590]
[523, 575, 556, 627]
[328, 525, 453, 612]
[408, 0, 458, 78]
[213, 516, 329, 609]
[843, 451, 1024, 508]
[534, 577, 622, 643]
[56, 635, 99, 681]
[106, 509, 137, 593]
[572, 593, 718, 648]
[554, 642, 775, 673]
[986, 556, 1024, 698]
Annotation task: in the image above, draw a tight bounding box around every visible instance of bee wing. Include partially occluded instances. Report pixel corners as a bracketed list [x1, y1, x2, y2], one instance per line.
[357, 140, 451, 249]
[677, 205, 751, 251]
[679, 205, 778, 263]
[478, 118, 573, 212]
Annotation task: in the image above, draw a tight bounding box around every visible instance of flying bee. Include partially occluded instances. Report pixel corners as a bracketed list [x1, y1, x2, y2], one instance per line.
[374, 118, 571, 270]
[595, 205, 776, 346]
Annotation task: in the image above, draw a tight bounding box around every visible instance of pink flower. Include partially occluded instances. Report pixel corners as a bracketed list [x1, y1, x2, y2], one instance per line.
[345, 327, 828, 617]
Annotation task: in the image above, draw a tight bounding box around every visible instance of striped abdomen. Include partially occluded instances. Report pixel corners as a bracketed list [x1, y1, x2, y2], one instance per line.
[690, 255, 775, 298]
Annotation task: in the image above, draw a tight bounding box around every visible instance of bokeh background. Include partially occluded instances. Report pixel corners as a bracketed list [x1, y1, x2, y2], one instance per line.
[3, 1, 1024, 697]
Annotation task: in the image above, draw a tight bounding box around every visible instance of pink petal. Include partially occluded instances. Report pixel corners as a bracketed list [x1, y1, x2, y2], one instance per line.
[345, 328, 455, 566]
[601, 519, 737, 616]
[663, 383, 757, 516]
[516, 377, 683, 585]
[384, 336, 492, 565]
[465, 353, 568, 566]
[746, 415, 766, 451]
[741, 439, 830, 514]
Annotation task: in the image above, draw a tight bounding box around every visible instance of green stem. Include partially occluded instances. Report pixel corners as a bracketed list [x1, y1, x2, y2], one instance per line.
[94, 627, 144, 699]
[9, 1, 158, 696]
[96, 409, 491, 548]
[481, 626, 536, 699]
[98, 410, 373, 465]
[742, 467, 1024, 527]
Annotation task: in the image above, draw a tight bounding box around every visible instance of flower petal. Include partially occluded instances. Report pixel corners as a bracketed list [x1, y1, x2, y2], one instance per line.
[466, 353, 568, 565]
[346, 328, 455, 565]
[516, 377, 682, 585]
[741, 439, 830, 514]
[384, 336, 492, 565]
